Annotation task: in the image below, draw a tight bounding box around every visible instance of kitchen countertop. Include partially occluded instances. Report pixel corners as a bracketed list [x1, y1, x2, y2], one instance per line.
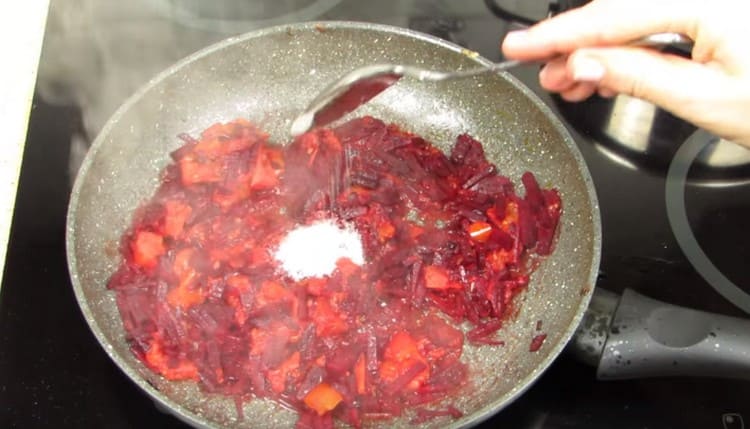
[0, 1, 50, 289]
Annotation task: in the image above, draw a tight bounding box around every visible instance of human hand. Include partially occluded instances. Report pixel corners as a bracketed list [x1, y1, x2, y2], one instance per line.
[501, 0, 750, 147]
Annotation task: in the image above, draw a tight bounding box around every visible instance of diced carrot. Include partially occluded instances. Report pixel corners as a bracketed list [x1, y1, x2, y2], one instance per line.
[408, 223, 425, 240]
[200, 121, 237, 140]
[335, 257, 360, 278]
[303, 382, 344, 416]
[166, 282, 205, 309]
[502, 202, 519, 230]
[226, 274, 252, 292]
[225, 291, 246, 326]
[166, 360, 200, 380]
[384, 331, 421, 362]
[466, 221, 492, 242]
[487, 249, 515, 272]
[379, 332, 430, 390]
[486, 206, 500, 226]
[248, 246, 271, 266]
[163, 201, 192, 238]
[178, 157, 223, 185]
[304, 129, 331, 153]
[250, 146, 280, 191]
[212, 182, 251, 211]
[144, 339, 198, 381]
[131, 231, 165, 269]
[378, 360, 402, 384]
[296, 131, 322, 166]
[225, 274, 252, 325]
[265, 145, 285, 171]
[183, 222, 208, 244]
[249, 328, 268, 356]
[354, 353, 367, 394]
[193, 137, 225, 157]
[167, 248, 205, 309]
[487, 201, 518, 233]
[208, 240, 250, 267]
[143, 338, 168, 372]
[377, 221, 396, 242]
[422, 265, 460, 290]
[199, 119, 265, 147]
[311, 298, 348, 337]
[228, 246, 250, 269]
[256, 280, 295, 307]
[303, 277, 328, 296]
[267, 351, 301, 394]
[172, 248, 194, 280]
[194, 135, 253, 157]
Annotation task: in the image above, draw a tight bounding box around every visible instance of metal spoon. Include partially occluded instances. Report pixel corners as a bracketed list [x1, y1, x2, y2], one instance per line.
[290, 32, 692, 136]
[290, 59, 521, 136]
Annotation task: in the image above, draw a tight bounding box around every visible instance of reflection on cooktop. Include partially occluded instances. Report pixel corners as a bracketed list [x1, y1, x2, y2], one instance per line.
[555, 93, 750, 185]
[666, 130, 750, 314]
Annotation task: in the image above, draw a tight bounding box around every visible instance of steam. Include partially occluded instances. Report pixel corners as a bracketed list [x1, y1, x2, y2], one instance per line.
[35, 0, 481, 184]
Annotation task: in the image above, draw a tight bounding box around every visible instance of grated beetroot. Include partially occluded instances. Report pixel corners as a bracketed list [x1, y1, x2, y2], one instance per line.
[529, 333, 548, 352]
[108, 116, 562, 428]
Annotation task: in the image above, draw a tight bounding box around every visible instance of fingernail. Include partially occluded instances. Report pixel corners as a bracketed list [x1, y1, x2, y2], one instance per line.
[572, 56, 605, 82]
[503, 30, 529, 48]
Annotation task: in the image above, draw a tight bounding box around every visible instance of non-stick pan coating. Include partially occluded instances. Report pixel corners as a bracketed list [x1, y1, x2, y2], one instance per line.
[66, 21, 601, 429]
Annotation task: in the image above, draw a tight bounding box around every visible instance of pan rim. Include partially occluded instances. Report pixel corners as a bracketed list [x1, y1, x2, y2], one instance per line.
[66, 20, 602, 429]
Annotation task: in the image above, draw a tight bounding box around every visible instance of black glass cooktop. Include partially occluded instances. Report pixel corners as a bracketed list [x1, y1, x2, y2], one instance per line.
[2, 1, 749, 428]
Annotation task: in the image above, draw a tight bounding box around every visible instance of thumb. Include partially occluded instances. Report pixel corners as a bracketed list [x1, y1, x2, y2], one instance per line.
[568, 47, 736, 130]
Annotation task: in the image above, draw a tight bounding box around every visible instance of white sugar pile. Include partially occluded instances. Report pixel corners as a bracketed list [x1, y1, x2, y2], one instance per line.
[275, 219, 364, 280]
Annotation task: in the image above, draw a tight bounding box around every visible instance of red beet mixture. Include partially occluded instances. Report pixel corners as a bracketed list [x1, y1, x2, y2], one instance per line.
[108, 116, 561, 428]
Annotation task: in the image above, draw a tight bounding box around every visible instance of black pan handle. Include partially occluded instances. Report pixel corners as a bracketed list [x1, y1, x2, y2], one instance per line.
[574, 288, 750, 380]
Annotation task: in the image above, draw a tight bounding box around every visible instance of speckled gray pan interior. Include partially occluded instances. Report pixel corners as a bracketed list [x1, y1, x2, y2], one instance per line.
[66, 21, 601, 429]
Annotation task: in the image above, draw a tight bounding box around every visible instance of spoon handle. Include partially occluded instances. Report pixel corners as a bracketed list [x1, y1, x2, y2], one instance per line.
[416, 32, 692, 82]
[405, 59, 523, 81]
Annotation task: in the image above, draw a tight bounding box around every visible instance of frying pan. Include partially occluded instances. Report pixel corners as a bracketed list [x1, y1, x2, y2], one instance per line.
[67, 21, 602, 428]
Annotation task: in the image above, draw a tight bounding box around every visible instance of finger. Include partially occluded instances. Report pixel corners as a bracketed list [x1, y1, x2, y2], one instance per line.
[560, 82, 599, 102]
[597, 87, 617, 98]
[539, 57, 576, 92]
[566, 47, 747, 135]
[568, 47, 705, 103]
[502, 0, 702, 61]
